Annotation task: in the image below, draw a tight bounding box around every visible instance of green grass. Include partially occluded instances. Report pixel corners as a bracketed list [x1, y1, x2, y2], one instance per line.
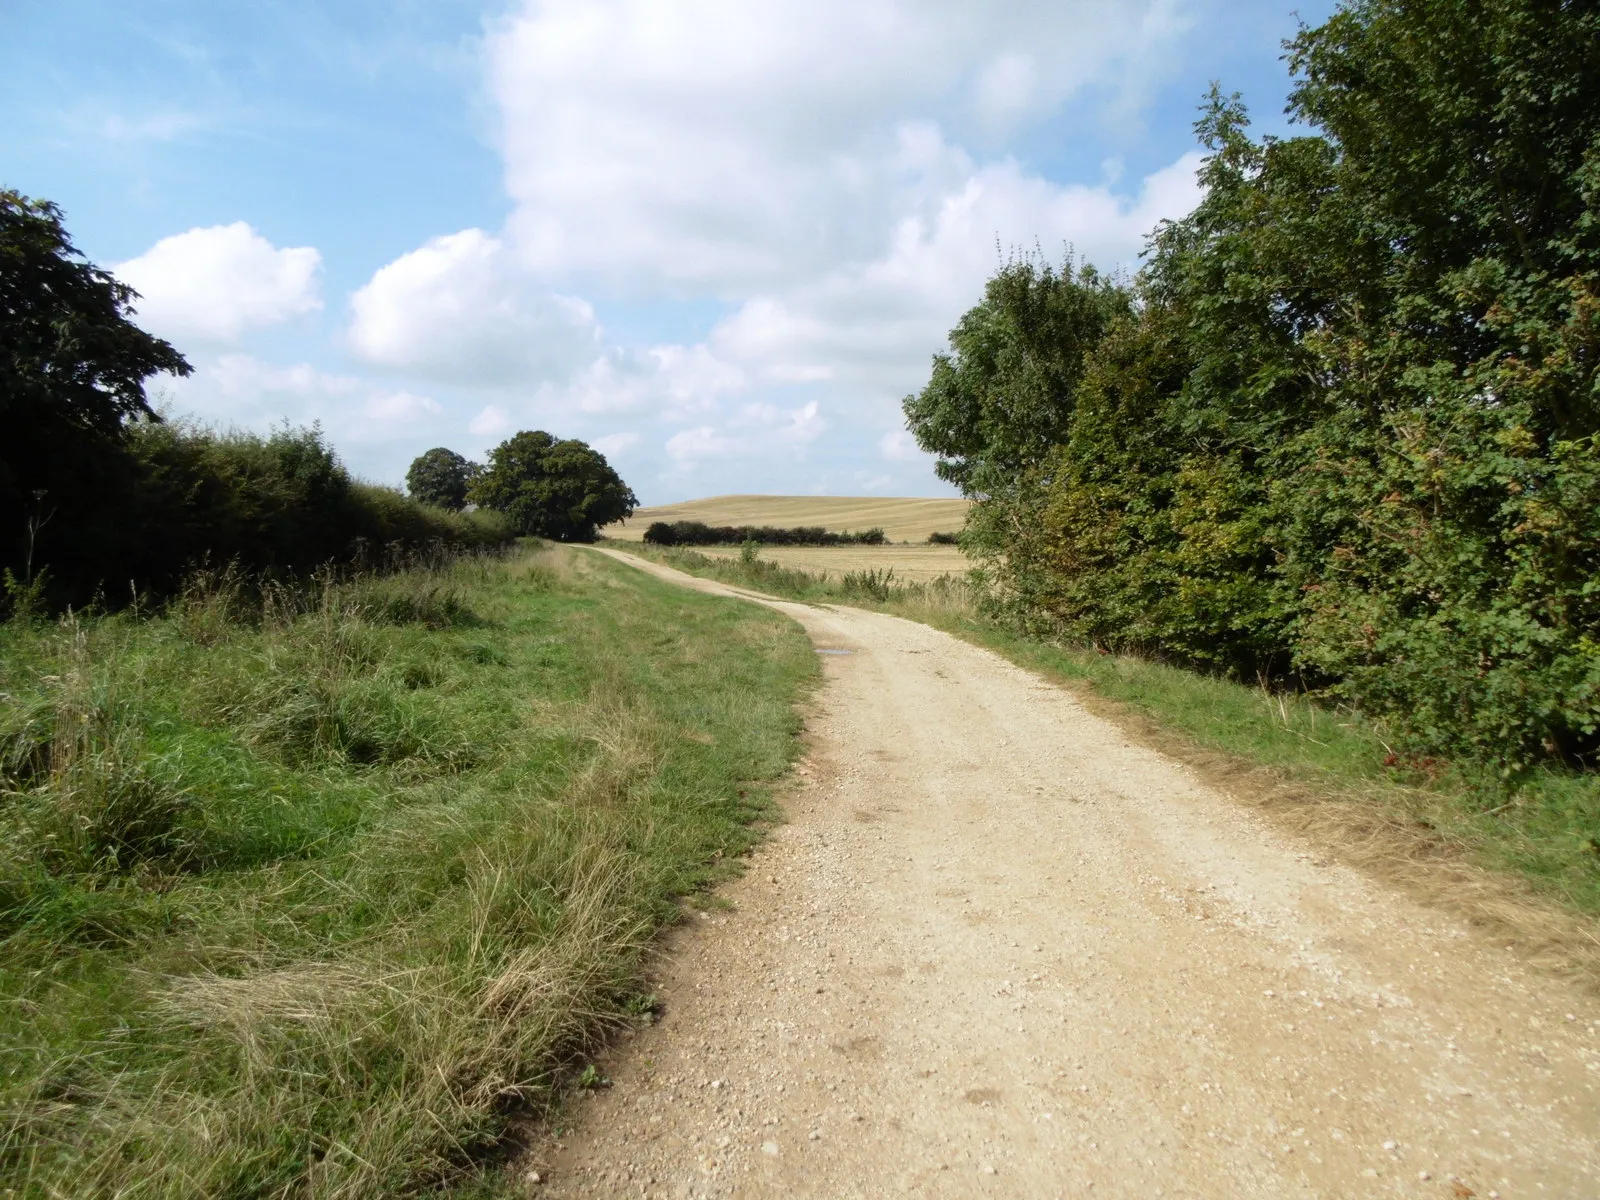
[617, 540, 1600, 920]
[0, 544, 815, 1196]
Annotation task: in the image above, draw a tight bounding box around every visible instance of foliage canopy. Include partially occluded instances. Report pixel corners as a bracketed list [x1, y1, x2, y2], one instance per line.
[643, 521, 886, 547]
[405, 447, 479, 511]
[470, 430, 637, 541]
[0, 189, 190, 448]
[904, 0, 1600, 769]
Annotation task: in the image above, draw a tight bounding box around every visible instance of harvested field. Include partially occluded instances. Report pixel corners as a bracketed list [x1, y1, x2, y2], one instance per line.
[603, 494, 970, 544]
[692, 542, 969, 581]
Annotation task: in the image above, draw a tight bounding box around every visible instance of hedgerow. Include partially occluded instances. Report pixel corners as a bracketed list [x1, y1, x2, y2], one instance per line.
[641, 520, 886, 547]
[904, 0, 1600, 770]
[4, 420, 511, 615]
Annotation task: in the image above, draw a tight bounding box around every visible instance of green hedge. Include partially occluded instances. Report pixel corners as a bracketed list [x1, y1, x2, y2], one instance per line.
[642, 520, 887, 547]
[8, 420, 510, 612]
[905, 0, 1600, 770]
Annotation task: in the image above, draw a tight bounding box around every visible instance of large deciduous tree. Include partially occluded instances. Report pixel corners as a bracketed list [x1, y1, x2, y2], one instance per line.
[405, 447, 478, 511]
[0, 190, 190, 445]
[903, 257, 1131, 498]
[1, 189, 190, 588]
[469, 431, 636, 541]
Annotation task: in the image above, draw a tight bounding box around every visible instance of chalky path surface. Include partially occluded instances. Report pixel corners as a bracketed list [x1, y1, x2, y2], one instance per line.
[535, 549, 1600, 1199]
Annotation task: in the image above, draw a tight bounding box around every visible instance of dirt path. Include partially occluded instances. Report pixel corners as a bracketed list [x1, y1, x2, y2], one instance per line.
[535, 550, 1600, 1199]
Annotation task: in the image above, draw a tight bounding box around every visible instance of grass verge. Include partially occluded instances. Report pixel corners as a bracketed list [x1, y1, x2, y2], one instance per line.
[614, 541, 1600, 970]
[0, 544, 815, 1196]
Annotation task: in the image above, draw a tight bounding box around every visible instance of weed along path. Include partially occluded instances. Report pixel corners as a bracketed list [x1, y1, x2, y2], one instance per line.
[536, 549, 1600, 1200]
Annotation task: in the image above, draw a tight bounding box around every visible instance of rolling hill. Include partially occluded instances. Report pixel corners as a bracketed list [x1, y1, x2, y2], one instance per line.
[603, 495, 971, 544]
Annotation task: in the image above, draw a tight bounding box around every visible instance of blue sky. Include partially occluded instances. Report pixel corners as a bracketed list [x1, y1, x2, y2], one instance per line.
[2, 0, 1334, 504]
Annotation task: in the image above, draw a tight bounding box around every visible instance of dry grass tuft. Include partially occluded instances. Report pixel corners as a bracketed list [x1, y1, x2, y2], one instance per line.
[0, 544, 814, 1196]
[161, 964, 379, 1031]
[693, 543, 970, 582]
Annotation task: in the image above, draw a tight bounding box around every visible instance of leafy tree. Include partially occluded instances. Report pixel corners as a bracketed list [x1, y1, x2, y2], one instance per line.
[405, 447, 478, 511]
[1, 190, 190, 446]
[1266, 0, 1600, 762]
[1, 189, 190, 597]
[469, 431, 636, 541]
[903, 256, 1131, 497]
[906, 0, 1600, 766]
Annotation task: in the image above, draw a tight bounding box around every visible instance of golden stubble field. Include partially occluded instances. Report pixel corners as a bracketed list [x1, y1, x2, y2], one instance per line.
[602, 494, 974, 581]
[603, 494, 970, 544]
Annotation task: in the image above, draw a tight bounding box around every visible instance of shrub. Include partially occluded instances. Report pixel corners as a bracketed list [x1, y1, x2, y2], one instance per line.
[642, 520, 886, 547]
[0, 625, 193, 878]
[3, 420, 513, 615]
[903, 0, 1600, 769]
[840, 568, 898, 602]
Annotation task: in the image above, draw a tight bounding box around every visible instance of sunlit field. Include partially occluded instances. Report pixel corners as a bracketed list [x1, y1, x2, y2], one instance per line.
[603, 494, 971, 545]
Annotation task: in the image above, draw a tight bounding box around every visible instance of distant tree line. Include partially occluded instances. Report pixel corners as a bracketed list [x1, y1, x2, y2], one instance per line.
[904, 0, 1600, 769]
[1, 189, 635, 614]
[642, 521, 886, 547]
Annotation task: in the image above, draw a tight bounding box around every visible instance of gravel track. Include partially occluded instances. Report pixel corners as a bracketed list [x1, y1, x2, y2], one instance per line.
[532, 549, 1600, 1199]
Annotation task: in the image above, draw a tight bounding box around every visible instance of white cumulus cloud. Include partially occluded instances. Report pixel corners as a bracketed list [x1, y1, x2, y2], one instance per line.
[664, 425, 740, 465]
[348, 228, 599, 386]
[487, 0, 1189, 292]
[879, 429, 922, 462]
[462, 1, 1207, 465]
[116, 223, 322, 343]
[548, 343, 746, 417]
[161, 355, 445, 448]
[364, 391, 441, 421]
[708, 151, 1204, 412]
[664, 399, 825, 469]
[591, 431, 641, 457]
[468, 404, 515, 437]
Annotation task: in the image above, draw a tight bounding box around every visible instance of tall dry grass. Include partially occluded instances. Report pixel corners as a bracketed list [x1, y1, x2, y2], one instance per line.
[625, 542, 985, 618]
[0, 544, 814, 1196]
